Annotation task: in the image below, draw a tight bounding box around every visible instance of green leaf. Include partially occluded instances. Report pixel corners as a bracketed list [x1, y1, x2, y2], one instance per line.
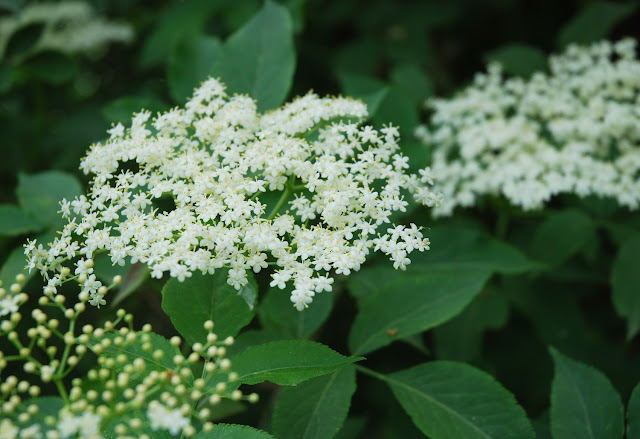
[0, 230, 57, 287]
[29, 395, 65, 416]
[0, 62, 14, 92]
[101, 332, 177, 373]
[225, 329, 285, 357]
[19, 397, 64, 431]
[258, 286, 333, 339]
[93, 255, 150, 307]
[207, 399, 247, 422]
[192, 424, 275, 439]
[334, 39, 380, 76]
[16, 171, 83, 228]
[272, 366, 356, 439]
[582, 196, 622, 220]
[333, 417, 367, 439]
[602, 218, 640, 247]
[168, 34, 221, 103]
[0, 0, 21, 13]
[348, 268, 490, 355]
[419, 224, 539, 274]
[20, 50, 77, 84]
[102, 97, 170, 124]
[484, 43, 547, 76]
[283, 0, 306, 33]
[528, 209, 595, 267]
[111, 264, 149, 307]
[346, 224, 537, 355]
[372, 85, 419, 139]
[549, 347, 624, 439]
[0, 204, 44, 236]
[93, 252, 128, 282]
[557, 2, 636, 48]
[401, 140, 432, 172]
[231, 340, 363, 386]
[337, 71, 389, 117]
[386, 361, 534, 439]
[349, 224, 538, 300]
[390, 63, 434, 105]
[211, 0, 295, 112]
[139, 0, 224, 69]
[506, 276, 590, 356]
[147, 431, 173, 439]
[628, 381, 640, 439]
[611, 233, 640, 340]
[161, 270, 256, 346]
[3, 22, 44, 61]
[433, 284, 509, 361]
[532, 413, 553, 439]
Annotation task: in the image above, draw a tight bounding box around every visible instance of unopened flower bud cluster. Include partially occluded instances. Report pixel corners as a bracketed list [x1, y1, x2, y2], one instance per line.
[0, 275, 255, 438]
[0, 1, 133, 61]
[416, 38, 640, 216]
[26, 78, 438, 310]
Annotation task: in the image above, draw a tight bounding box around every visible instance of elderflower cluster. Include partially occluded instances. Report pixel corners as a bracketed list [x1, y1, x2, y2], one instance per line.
[0, 276, 255, 438]
[26, 78, 438, 310]
[416, 38, 640, 217]
[0, 1, 133, 60]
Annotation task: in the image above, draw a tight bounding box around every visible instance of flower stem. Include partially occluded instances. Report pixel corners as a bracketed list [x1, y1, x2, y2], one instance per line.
[266, 175, 296, 220]
[54, 378, 69, 405]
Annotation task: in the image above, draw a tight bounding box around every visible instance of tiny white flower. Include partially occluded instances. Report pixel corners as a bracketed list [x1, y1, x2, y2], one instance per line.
[147, 401, 190, 435]
[19, 424, 41, 439]
[0, 419, 18, 439]
[0, 294, 21, 317]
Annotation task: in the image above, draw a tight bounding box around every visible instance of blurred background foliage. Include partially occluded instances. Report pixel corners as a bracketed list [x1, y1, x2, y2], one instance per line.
[1, 0, 640, 437]
[2, 0, 639, 186]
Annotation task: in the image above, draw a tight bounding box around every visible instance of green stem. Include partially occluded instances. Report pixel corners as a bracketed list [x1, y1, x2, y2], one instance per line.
[180, 359, 212, 439]
[56, 318, 76, 377]
[8, 333, 26, 353]
[49, 315, 78, 405]
[266, 176, 296, 220]
[54, 378, 69, 405]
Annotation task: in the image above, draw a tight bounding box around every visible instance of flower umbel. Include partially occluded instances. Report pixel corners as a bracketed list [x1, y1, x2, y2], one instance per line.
[26, 78, 438, 310]
[417, 38, 640, 216]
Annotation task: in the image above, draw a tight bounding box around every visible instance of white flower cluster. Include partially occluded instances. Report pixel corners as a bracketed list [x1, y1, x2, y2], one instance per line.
[1, 412, 102, 439]
[25, 78, 437, 310]
[416, 39, 640, 216]
[147, 401, 190, 436]
[0, 1, 133, 60]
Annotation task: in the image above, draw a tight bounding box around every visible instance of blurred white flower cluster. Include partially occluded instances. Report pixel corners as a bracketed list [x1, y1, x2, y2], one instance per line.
[26, 78, 438, 310]
[416, 39, 640, 217]
[0, 1, 133, 60]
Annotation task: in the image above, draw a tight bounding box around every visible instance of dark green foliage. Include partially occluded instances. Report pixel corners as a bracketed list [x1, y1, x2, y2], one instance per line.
[162, 270, 257, 346]
[387, 362, 535, 439]
[550, 348, 624, 439]
[2, 0, 640, 437]
[272, 366, 357, 439]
